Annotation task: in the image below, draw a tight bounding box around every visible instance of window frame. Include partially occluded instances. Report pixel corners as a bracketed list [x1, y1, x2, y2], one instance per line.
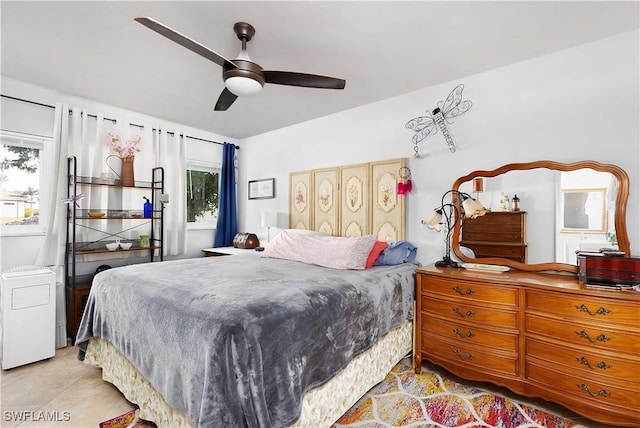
[186, 160, 221, 230]
[0, 130, 51, 237]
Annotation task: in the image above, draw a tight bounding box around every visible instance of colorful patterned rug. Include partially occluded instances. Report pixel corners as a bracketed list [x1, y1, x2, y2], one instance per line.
[333, 357, 586, 428]
[98, 408, 155, 428]
[102, 358, 586, 428]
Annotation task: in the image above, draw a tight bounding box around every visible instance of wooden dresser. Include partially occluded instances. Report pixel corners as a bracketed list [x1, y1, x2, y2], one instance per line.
[414, 264, 640, 427]
[460, 211, 527, 263]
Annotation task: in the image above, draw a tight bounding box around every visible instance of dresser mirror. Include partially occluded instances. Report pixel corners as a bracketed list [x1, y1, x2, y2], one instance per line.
[451, 160, 630, 273]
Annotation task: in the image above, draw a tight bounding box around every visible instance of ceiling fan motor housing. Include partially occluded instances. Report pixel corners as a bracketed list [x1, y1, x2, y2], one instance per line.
[223, 60, 265, 87]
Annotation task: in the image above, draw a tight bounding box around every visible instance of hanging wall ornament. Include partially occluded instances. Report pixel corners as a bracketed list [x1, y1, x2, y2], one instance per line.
[396, 166, 413, 195]
[405, 84, 473, 155]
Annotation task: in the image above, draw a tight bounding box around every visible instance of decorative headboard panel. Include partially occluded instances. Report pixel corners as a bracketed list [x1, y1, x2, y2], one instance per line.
[289, 158, 406, 241]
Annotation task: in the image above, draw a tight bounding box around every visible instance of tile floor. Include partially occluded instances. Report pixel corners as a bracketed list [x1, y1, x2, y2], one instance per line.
[0, 345, 618, 428]
[0, 346, 134, 427]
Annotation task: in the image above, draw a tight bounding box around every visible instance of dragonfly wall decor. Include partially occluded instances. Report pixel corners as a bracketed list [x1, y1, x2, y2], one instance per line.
[405, 84, 473, 156]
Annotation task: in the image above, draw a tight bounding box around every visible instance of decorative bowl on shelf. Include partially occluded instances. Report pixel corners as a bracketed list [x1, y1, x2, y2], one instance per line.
[105, 243, 119, 251]
[88, 212, 106, 218]
[119, 242, 132, 250]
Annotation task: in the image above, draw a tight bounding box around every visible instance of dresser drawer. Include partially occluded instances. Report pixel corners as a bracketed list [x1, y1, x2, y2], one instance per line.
[526, 314, 640, 354]
[526, 338, 639, 388]
[460, 242, 526, 261]
[462, 230, 524, 242]
[586, 267, 640, 284]
[422, 314, 518, 352]
[421, 296, 517, 328]
[463, 212, 524, 228]
[526, 361, 640, 410]
[423, 334, 518, 376]
[527, 291, 640, 328]
[422, 277, 518, 306]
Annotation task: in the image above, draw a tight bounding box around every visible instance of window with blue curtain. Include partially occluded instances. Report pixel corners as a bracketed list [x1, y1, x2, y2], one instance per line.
[213, 142, 237, 247]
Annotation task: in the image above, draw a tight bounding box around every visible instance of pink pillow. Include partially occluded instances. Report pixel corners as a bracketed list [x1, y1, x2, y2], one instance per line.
[366, 241, 389, 268]
[262, 230, 377, 270]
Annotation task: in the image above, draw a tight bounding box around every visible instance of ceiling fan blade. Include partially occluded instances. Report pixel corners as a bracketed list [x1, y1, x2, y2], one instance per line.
[135, 17, 237, 69]
[214, 88, 238, 111]
[263, 71, 346, 89]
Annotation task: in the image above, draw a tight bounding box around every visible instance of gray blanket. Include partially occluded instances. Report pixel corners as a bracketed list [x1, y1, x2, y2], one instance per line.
[76, 255, 416, 427]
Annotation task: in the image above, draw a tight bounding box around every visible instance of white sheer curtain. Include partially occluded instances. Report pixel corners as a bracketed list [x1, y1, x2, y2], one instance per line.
[36, 104, 187, 268]
[36, 105, 125, 266]
[35, 104, 67, 268]
[151, 128, 187, 255]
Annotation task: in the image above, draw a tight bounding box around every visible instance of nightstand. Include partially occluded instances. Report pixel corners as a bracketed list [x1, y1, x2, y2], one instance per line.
[66, 278, 92, 341]
[201, 247, 257, 257]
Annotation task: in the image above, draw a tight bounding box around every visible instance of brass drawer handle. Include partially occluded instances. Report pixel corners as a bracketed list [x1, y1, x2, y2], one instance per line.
[576, 356, 611, 370]
[577, 383, 611, 398]
[575, 330, 611, 343]
[453, 307, 475, 318]
[575, 304, 611, 317]
[453, 349, 474, 360]
[452, 286, 475, 296]
[453, 328, 475, 339]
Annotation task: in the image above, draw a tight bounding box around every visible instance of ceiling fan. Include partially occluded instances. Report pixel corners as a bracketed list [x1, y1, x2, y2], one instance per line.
[134, 17, 346, 111]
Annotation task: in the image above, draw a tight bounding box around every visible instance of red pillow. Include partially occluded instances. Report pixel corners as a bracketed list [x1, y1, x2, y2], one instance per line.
[366, 241, 388, 268]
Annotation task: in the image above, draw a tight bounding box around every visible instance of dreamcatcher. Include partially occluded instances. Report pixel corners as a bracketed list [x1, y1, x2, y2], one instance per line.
[397, 166, 412, 195]
[405, 84, 473, 157]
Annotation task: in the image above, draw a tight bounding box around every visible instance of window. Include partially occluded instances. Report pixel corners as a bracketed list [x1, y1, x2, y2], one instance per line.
[186, 161, 220, 228]
[0, 131, 50, 235]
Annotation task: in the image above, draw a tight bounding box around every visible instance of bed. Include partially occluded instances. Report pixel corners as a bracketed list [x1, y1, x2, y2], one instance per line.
[76, 233, 417, 428]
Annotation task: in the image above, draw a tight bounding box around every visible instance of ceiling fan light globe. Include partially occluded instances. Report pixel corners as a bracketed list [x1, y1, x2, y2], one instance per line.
[225, 76, 263, 96]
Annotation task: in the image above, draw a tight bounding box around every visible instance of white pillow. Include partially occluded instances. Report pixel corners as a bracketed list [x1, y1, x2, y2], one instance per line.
[262, 230, 376, 270]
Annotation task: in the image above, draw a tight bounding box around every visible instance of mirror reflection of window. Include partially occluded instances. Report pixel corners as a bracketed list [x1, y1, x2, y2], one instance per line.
[563, 192, 589, 229]
[562, 189, 606, 232]
[557, 169, 613, 265]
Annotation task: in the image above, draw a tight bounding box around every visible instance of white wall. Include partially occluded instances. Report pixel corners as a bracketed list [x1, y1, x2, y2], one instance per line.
[239, 30, 640, 266]
[0, 78, 237, 272]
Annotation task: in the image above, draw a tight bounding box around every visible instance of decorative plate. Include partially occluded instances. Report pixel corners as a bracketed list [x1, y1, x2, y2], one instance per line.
[461, 263, 510, 273]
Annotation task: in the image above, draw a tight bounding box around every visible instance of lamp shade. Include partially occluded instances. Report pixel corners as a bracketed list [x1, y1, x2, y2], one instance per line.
[260, 210, 277, 228]
[472, 178, 484, 193]
[421, 209, 443, 232]
[462, 198, 490, 219]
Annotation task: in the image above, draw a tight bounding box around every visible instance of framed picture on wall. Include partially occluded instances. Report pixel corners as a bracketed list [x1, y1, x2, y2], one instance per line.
[248, 178, 275, 200]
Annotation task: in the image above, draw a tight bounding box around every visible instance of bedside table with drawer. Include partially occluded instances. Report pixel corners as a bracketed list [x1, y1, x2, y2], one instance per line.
[201, 247, 260, 257]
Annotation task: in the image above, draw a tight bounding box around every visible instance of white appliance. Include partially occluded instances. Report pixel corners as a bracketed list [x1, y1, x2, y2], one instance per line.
[1, 268, 56, 370]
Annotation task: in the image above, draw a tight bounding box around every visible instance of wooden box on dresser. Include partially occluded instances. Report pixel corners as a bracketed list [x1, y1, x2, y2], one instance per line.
[414, 264, 640, 427]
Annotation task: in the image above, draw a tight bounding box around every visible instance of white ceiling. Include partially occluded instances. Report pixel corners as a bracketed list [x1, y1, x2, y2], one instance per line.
[1, 1, 638, 140]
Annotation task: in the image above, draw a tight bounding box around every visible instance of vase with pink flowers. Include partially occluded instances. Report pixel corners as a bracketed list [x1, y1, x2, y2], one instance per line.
[106, 133, 141, 187]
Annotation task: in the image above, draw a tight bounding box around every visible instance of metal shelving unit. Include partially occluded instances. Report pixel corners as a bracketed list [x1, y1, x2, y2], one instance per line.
[64, 156, 164, 338]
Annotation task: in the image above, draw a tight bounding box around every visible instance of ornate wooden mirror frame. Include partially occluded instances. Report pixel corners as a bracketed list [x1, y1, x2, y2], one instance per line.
[451, 160, 630, 273]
